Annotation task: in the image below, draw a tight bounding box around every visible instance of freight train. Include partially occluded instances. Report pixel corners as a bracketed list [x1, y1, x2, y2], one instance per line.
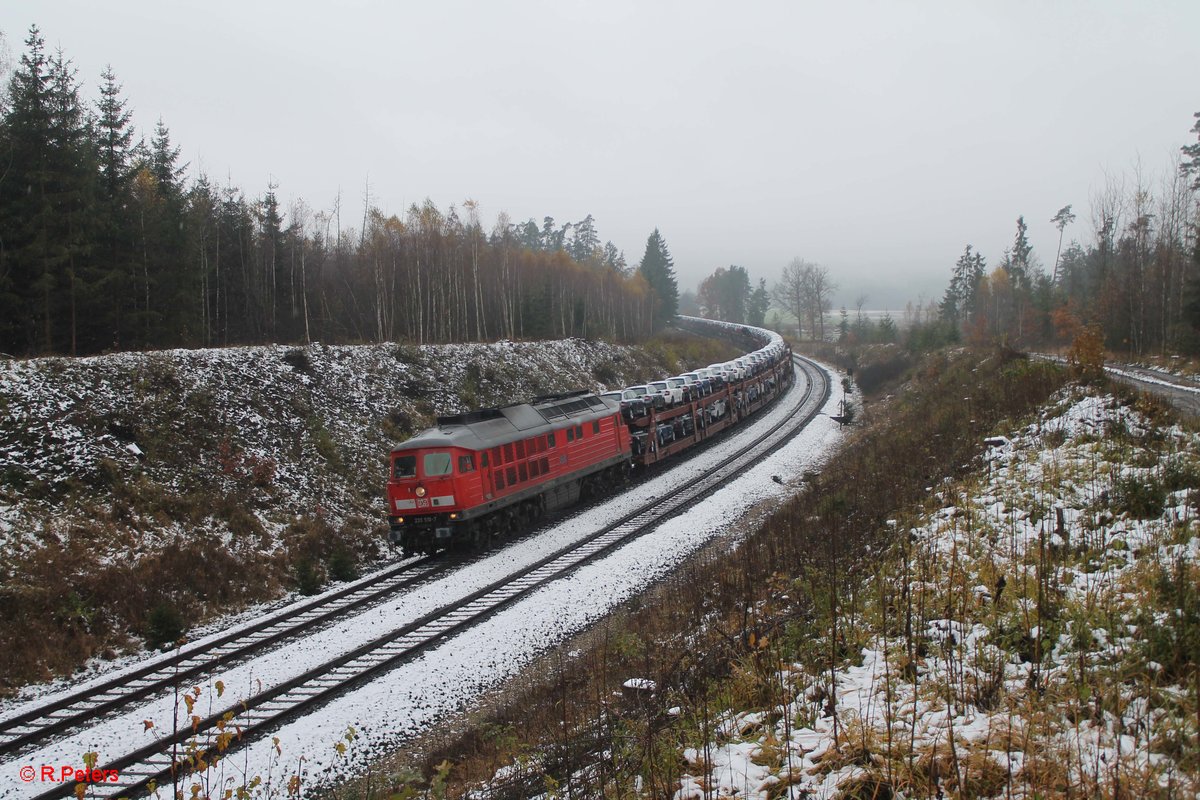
[386, 325, 792, 554]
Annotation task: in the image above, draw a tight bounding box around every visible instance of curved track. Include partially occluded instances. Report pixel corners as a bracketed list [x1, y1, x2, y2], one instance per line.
[0, 555, 458, 757]
[19, 355, 830, 800]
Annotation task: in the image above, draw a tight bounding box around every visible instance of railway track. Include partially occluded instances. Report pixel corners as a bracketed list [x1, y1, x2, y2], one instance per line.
[18, 355, 830, 800]
[0, 554, 457, 758]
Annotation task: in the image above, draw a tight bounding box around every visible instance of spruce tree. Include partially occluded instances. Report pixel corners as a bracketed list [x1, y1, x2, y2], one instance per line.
[258, 182, 286, 336]
[47, 49, 99, 354]
[0, 26, 54, 352]
[748, 278, 770, 326]
[1009, 216, 1035, 291]
[637, 228, 678, 329]
[130, 119, 188, 345]
[0, 28, 97, 353]
[91, 66, 136, 351]
[96, 67, 133, 199]
[941, 244, 985, 328]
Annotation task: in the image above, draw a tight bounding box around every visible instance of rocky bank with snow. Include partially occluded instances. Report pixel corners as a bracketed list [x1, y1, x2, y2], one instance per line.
[0, 338, 681, 689]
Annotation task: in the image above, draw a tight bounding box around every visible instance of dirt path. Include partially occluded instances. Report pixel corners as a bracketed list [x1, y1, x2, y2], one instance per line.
[1101, 362, 1200, 417]
[1033, 353, 1200, 417]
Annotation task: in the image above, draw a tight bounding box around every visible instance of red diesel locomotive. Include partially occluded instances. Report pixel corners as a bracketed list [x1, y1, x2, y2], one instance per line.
[386, 343, 795, 554]
[387, 391, 632, 553]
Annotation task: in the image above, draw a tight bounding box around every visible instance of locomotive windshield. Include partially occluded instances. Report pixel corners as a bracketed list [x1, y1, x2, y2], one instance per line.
[423, 451, 454, 476]
[393, 455, 416, 479]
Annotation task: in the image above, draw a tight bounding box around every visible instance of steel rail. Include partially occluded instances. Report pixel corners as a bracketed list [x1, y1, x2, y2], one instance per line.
[0, 554, 456, 757]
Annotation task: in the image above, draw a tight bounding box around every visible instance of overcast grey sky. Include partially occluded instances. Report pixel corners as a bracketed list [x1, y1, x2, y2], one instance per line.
[3, 1, 1198, 309]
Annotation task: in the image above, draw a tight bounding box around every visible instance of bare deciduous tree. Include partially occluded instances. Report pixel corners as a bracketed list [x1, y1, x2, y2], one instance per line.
[772, 258, 836, 340]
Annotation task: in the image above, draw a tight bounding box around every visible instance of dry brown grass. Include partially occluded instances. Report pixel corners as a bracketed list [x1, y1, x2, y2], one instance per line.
[0, 509, 382, 693]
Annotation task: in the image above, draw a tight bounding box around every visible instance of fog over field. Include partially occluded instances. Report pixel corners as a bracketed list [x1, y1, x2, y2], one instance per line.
[1, 1, 1197, 307]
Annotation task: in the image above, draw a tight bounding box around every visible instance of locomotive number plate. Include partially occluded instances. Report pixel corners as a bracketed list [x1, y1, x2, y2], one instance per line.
[411, 515, 438, 525]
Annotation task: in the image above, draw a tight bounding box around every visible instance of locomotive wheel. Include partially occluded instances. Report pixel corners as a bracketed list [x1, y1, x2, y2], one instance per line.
[469, 523, 488, 550]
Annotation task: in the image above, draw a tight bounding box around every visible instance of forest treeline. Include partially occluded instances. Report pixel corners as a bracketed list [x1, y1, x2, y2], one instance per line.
[925, 114, 1200, 356]
[0, 27, 680, 357]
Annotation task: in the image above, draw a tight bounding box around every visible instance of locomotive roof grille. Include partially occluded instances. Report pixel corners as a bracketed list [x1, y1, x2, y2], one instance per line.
[397, 391, 617, 452]
[436, 408, 506, 428]
[530, 389, 593, 404]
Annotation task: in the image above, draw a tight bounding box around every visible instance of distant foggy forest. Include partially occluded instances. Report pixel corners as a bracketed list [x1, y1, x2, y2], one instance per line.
[2, 24, 1199, 360]
[675, 114, 1200, 359]
[691, 113, 1200, 358]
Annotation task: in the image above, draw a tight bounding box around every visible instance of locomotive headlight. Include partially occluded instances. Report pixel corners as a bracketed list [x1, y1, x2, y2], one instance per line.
[415, 485, 427, 497]
[449, 512, 459, 520]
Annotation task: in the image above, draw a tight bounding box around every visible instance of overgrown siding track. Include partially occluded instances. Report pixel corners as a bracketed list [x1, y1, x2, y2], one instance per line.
[21, 356, 829, 800]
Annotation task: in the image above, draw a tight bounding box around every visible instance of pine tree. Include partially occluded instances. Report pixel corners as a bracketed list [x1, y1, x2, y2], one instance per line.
[541, 216, 567, 252]
[748, 278, 770, 326]
[637, 228, 678, 329]
[1182, 111, 1200, 191]
[698, 265, 751, 322]
[569, 214, 600, 264]
[515, 219, 541, 251]
[601, 241, 627, 273]
[1050, 205, 1076, 285]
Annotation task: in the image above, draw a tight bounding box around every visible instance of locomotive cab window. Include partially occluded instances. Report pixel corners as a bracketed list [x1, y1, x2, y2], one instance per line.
[393, 455, 416, 479]
[458, 455, 475, 473]
[548, 432, 556, 448]
[566, 428, 574, 442]
[423, 452, 453, 476]
[592, 421, 601, 434]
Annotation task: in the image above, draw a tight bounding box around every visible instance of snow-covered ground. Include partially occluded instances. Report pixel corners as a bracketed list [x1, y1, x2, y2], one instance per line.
[674, 386, 1200, 799]
[0, 359, 848, 799]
